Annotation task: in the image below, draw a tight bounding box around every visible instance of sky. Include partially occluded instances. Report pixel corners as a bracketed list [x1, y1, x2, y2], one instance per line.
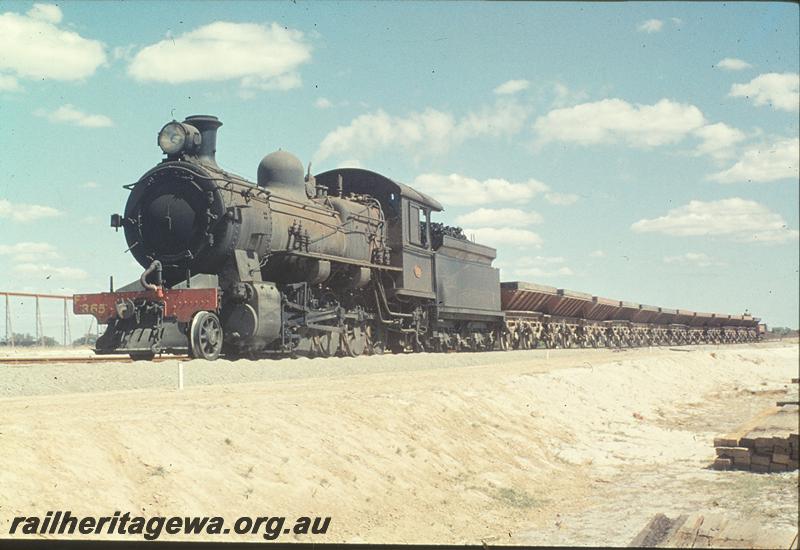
[1, 0, 798, 338]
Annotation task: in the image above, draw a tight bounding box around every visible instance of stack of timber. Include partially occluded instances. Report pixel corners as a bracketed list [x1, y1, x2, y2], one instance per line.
[629, 513, 798, 548]
[712, 381, 799, 472]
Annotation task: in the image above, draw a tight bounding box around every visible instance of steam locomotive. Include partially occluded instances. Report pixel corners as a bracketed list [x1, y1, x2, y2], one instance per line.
[73, 115, 761, 360]
[74, 115, 505, 359]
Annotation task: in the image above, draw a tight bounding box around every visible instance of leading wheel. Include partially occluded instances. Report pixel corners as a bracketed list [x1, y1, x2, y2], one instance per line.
[190, 311, 223, 360]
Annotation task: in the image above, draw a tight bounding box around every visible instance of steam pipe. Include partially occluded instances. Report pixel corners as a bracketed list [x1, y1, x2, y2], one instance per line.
[140, 260, 163, 291]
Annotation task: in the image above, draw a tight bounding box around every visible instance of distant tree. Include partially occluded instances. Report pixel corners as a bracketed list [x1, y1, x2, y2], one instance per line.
[0, 332, 59, 346]
[72, 334, 97, 346]
[766, 326, 799, 339]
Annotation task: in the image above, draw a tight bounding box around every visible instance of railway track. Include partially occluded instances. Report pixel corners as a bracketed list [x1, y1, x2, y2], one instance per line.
[0, 355, 189, 365]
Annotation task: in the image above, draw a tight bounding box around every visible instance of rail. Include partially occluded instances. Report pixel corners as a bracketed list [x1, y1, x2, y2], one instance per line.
[0, 355, 189, 365]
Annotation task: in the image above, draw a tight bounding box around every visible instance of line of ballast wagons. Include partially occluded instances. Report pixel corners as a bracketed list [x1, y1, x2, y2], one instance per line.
[500, 281, 760, 349]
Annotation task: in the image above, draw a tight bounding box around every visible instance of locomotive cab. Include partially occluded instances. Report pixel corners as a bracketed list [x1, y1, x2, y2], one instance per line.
[315, 168, 442, 300]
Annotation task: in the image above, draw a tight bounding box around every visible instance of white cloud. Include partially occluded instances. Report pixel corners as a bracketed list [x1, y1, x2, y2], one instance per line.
[534, 98, 706, 148]
[27, 3, 62, 23]
[552, 82, 588, 108]
[0, 199, 61, 222]
[462, 227, 543, 248]
[0, 74, 21, 92]
[693, 122, 746, 161]
[316, 108, 453, 162]
[128, 21, 311, 92]
[506, 266, 574, 278]
[494, 79, 530, 95]
[0, 242, 59, 263]
[0, 4, 106, 83]
[663, 252, 724, 268]
[708, 137, 799, 183]
[314, 100, 529, 162]
[81, 181, 99, 189]
[34, 104, 113, 128]
[589, 249, 606, 258]
[412, 173, 578, 209]
[717, 58, 752, 71]
[544, 192, 580, 205]
[455, 208, 542, 228]
[497, 256, 573, 279]
[315, 97, 332, 109]
[730, 72, 799, 112]
[637, 19, 663, 33]
[631, 198, 799, 243]
[112, 44, 136, 61]
[412, 173, 549, 206]
[456, 101, 530, 139]
[13, 263, 88, 280]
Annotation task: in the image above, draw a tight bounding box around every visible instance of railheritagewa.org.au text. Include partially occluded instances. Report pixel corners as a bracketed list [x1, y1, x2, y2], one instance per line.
[10, 511, 331, 541]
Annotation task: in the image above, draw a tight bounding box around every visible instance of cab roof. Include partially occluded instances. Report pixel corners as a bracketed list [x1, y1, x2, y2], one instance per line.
[315, 168, 443, 212]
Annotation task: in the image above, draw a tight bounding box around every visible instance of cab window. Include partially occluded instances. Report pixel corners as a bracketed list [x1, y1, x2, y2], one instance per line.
[409, 204, 429, 248]
[409, 204, 422, 245]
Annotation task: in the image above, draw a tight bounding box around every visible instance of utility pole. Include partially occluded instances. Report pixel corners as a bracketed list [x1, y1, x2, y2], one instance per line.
[63, 298, 71, 346]
[35, 296, 43, 346]
[4, 294, 13, 348]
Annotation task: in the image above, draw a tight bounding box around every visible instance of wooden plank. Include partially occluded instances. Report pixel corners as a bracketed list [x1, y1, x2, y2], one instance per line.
[712, 458, 732, 470]
[772, 452, 792, 465]
[739, 436, 756, 448]
[715, 446, 751, 460]
[631, 513, 798, 548]
[628, 513, 687, 547]
[733, 455, 752, 467]
[751, 454, 771, 466]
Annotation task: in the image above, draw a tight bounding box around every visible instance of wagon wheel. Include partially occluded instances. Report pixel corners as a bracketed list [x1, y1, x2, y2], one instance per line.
[498, 329, 512, 351]
[189, 311, 223, 361]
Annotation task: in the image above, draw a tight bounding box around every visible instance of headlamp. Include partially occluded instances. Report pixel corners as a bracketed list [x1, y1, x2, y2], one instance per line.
[157, 121, 201, 156]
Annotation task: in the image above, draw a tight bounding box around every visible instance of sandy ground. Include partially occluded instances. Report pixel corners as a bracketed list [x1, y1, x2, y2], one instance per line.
[0, 342, 797, 545]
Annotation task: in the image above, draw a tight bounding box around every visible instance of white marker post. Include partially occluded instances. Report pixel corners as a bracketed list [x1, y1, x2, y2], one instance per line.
[178, 361, 184, 391]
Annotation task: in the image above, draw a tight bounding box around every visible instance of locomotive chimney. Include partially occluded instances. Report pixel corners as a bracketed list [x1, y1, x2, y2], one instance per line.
[184, 115, 222, 166]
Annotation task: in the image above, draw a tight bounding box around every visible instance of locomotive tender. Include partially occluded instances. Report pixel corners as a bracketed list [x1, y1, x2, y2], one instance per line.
[73, 115, 761, 360]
